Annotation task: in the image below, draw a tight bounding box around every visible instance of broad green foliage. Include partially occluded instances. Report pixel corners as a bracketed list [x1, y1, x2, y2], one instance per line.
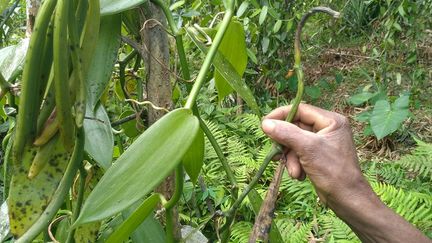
[106, 194, 162, 243]
[214, 20, 248, 101]
[0, 38, 28, 81]
[182, 128, 204, 184]
[188, 27, 261, 116]
[83, 103, 113, 170]
[75, 108, 199, 225]
[86, 15, 121, 110]
[370, 95, 410, 139]
[100, 0, 146, 16]
[1, 0, 432, 241]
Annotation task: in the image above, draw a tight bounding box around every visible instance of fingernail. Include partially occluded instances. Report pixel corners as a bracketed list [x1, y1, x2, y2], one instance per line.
[262, 119, 275, 134]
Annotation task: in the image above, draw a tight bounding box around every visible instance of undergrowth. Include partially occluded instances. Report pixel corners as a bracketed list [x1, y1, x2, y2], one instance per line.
[180, 112, 432, 242]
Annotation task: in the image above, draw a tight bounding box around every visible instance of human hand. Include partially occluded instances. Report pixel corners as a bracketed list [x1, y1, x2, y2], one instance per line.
[261, 104, 431, 243]
[261, 104, 373, 208]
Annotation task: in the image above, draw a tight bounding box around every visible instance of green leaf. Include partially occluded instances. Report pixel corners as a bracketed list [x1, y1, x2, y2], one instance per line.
[182, 128, 204, 184]
[0, 39, 29, 82]
[370, 96, 410, 139]
[214, 20, 248, 101]
[130, 214, 165, 243]
[75, 108, 199, 225]
[305, 86, 321, 100]
[119, 111, 140, 138]
[86, 15, 121, 110]
[348, 92, 375, 106]
[84, 103, 114, 170]
[273, 19, 282, 33]
[262, 37, 269, 53]
[169, 0, 185, 11]
[259, 6, 268, 25]
[246, 48, 258, 64]
[236, 1, 249, 17]
[188, 28, 261, 116]
[106, 194, 161, 243]
[247, 189, 284, 242]
[100, 0, 147, 15]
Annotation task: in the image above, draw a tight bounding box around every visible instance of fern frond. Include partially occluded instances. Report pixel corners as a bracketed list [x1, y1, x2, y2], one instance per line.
[371, 182, 432, 230]
[397, 154, 432, 180]
[236, 113, 268, 141]
[288, 222, 312, 243]
[318, 214, 359, 242]
[230, 221, 252, 243]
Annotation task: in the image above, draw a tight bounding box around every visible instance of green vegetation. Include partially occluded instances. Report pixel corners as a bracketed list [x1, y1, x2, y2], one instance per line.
[0, 0, 431, 242]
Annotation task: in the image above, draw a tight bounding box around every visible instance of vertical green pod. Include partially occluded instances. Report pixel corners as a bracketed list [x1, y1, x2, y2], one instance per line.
[68, 3, 85, 127]
[12, 0, 58, 163]
[53, 0, 75, 150]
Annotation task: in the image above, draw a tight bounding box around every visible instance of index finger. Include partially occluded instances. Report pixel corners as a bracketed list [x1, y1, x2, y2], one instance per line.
[264, 104, 335, 131]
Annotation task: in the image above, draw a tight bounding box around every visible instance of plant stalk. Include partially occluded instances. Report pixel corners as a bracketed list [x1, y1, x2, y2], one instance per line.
[184, 1, 235, 109]
[65, 164, 87, 243]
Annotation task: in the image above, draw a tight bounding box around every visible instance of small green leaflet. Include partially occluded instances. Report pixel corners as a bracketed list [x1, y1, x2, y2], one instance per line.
[370, 95, 410, 139]
[259, 6, 268, 25]
[348, 92, 375, 106]
[75, 108, 199, 225]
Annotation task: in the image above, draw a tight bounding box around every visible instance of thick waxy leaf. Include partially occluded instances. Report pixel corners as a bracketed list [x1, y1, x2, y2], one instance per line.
[370, 95, 410, 139]
[86, 15, 121, 110]
[214, 20, 248, 101]
[188, 28, 261, 116]
[75, 108, 199, 225]
[84, 103, 113, 170]
[8, 141, 70, 237]
[248, 189, 284, 242]
[0, 39, 29, 82]
[182, 128, 204, 184]
[106, 194, 161, 243]
[100, 0, 147, 15]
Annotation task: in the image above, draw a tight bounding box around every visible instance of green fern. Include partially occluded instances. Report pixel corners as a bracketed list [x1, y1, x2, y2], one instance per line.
[230, 221, 252, 243]
[318, 214, 359, 242]
[372, 182, 432, 230]
[396, 139, 432, 180]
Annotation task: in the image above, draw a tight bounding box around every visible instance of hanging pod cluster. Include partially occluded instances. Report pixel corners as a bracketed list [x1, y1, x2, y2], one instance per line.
[7, 0, 100, 240]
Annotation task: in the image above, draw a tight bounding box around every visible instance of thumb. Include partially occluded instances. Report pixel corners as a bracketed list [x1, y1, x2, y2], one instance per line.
[262, 119, 316, 152]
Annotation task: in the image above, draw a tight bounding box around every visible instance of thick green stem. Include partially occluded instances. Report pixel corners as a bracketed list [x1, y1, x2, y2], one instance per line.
[164, 165, 184, 210]
[65, 164, 87, 243]
[165, 208, 175, 243]
[16, 128, 85, 243]
[184, 1, 235, 109]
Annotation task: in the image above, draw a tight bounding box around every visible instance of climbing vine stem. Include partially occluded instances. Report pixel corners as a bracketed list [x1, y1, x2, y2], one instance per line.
[184, 0, 235, 109]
